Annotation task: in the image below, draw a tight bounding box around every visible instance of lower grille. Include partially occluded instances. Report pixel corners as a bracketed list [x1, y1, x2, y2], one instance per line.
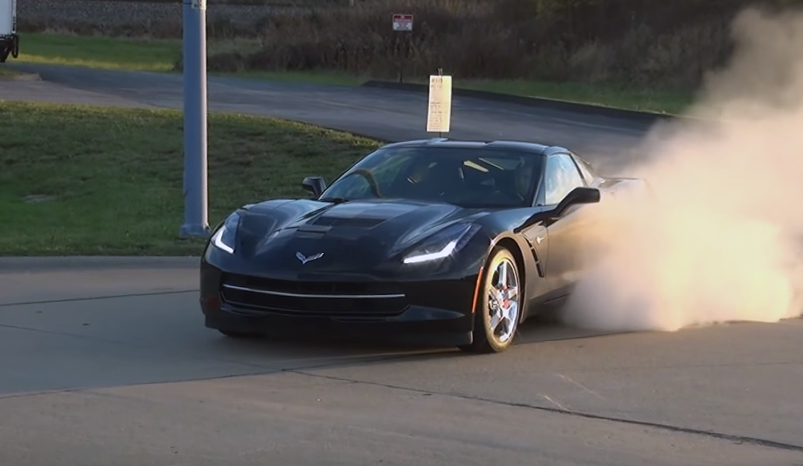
[219, 274, 408, 318]
[223, 273, 403, 296]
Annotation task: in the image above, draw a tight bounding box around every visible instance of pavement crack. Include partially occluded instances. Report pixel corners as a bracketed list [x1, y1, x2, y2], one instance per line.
[287, 369, 803, 453]
[0, 353, 441, 401]
[0, 289, 197, 307]
[0, 322, 179, 348]
[0, 370, 280, 401]
[0, 322, 288, 375]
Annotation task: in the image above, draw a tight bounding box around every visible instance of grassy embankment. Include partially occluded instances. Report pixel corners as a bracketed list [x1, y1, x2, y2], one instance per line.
[19, 0, 766, 113]
[14, 32, 362, 84]
[0, 101, 380, 256]
[0, 68, 23, 78]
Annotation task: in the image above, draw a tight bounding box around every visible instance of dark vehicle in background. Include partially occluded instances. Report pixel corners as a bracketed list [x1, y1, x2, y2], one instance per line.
[0, 0, 19, 63]
[199, 138, 644, 353]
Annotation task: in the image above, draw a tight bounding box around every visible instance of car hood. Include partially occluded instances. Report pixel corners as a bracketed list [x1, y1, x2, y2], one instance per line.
[234, 199, 486, 276]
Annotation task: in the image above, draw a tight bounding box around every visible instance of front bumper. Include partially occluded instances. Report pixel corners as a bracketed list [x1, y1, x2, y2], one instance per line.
[199, 260, 479, 347]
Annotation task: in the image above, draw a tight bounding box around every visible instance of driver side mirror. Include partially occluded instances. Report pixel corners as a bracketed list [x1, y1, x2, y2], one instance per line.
[302, 176, 326, 197]
[514, 186, 601, 233]
[552, 186, 600, 217]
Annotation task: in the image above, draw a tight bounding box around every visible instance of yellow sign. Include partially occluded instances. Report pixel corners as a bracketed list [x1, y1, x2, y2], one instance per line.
[427, 75, 452, 133]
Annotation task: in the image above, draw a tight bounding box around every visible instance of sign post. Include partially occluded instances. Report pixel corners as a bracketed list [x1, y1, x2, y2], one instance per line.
[180, 0, 210, 238]
[426, 69, 452, 137]
[392, 14, 413, 83]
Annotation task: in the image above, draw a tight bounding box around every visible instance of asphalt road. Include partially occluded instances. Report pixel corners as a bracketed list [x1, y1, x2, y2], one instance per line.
[1, 66, 802, 465]
[3, 64, 649, 172]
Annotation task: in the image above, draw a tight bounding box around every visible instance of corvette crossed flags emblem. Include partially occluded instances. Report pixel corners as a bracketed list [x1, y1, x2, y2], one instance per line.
[296, 252, 324, 264]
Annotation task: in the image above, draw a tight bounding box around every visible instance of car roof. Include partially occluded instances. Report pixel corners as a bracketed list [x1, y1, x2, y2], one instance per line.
[379, 138, 570, 156]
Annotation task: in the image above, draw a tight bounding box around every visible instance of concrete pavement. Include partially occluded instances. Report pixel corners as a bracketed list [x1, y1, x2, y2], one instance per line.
[1, 66, 802, 465]
[1, 258, 802, 465]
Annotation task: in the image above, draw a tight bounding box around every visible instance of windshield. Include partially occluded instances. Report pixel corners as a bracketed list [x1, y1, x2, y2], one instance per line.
[320, 146, 542, 208]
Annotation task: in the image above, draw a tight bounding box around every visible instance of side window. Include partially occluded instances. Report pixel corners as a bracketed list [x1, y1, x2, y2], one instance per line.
[544, 153, 586, 205]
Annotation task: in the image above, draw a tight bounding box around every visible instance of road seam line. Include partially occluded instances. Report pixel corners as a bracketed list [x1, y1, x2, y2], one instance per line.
[286, 369, 803, 453]
[0, 289, 197, 307]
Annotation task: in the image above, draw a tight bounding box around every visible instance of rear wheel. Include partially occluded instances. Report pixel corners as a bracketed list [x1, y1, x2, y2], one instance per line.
[460, 247, 522, 354]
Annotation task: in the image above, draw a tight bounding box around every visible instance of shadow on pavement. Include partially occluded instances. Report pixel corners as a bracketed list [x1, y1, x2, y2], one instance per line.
[207, 312, 625, 364]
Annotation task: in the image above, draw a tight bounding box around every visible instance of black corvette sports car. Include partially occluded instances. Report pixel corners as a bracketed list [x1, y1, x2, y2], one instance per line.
[200, 138, 645, 353]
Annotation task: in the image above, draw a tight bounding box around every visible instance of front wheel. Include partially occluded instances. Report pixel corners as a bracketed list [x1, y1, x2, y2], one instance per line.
[459, 247, 522, 354]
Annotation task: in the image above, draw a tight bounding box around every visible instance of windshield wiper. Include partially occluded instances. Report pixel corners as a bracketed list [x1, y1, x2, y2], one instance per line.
[319, 197, 349, 204]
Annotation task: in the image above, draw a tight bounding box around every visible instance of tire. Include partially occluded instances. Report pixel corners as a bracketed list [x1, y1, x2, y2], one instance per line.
[459, 247, 523, 354]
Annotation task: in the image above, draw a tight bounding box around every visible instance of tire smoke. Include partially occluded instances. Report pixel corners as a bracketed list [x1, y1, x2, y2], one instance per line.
[562, 7, 803, 332]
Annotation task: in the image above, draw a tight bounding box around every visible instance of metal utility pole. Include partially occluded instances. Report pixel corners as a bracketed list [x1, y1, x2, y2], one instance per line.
[180, 0, 210, 238]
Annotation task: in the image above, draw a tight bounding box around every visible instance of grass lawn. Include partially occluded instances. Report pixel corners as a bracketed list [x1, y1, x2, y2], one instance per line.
[17, 31, 694, 114]
[16, 32, 361, 85]
[454, 79, 694, 115]
[17, 32, 181, 71]
[0, 101, 381, 256]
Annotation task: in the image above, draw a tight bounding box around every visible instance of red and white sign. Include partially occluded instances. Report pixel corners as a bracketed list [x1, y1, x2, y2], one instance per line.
[392, 14, 413, 32]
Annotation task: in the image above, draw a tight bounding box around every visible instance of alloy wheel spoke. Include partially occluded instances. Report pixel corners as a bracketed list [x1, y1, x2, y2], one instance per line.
[506, 285, 518, 300]
[505, 302, 518, 324]
[499, 262, 508, 289]
[489, 308, 503, 330]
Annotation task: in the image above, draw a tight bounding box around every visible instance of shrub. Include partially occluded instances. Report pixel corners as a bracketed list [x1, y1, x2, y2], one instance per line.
[22, 0, 803, 87]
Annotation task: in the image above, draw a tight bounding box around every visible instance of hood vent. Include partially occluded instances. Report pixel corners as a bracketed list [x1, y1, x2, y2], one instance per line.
[312, 216, 386, 228]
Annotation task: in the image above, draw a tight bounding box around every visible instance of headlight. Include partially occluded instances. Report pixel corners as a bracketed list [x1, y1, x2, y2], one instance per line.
[403, 223, 481, 264]
[210, 213, 240, 254]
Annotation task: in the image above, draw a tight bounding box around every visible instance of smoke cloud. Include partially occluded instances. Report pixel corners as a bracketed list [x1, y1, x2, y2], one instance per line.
[561, 6, 803, 332]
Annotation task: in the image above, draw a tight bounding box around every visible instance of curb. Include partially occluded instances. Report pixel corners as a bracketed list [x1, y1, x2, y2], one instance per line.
[0, 71, 41, 82]
[361, 80, 685, 126]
